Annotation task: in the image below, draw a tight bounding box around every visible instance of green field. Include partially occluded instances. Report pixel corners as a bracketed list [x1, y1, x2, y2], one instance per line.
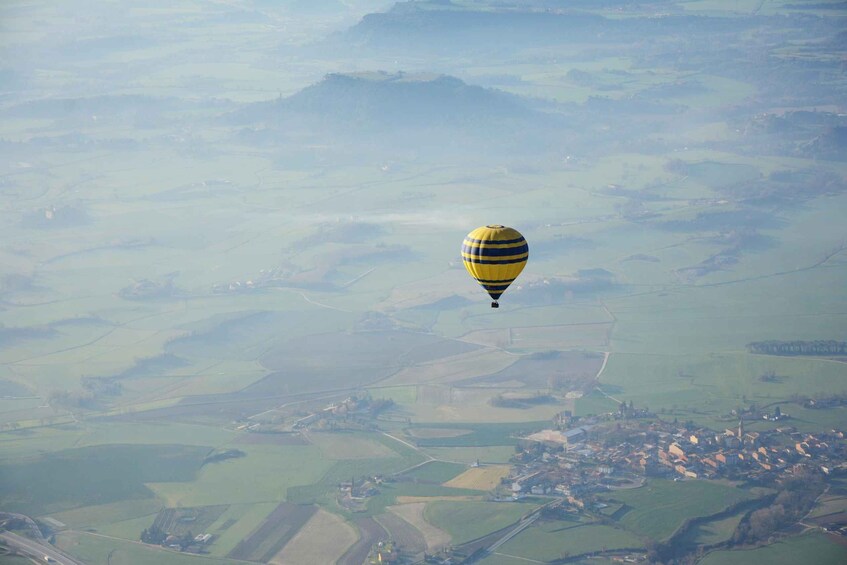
[55, 531, 246, 565]
[497, 521, 644, 561]
[147, 444, 331, 506]
[601, 480, 758, 541]
[699, 532, 847, 565]
[0, 444, 208, 516]
[400, 461, 468, 483]
[46, 499, 163, 531]
[425, 500, 540, 545]
[684, 511, 747, 546]
[422, 446, 516, 464]
[205, 503, 278, 557]
[407, 422, 549, 447]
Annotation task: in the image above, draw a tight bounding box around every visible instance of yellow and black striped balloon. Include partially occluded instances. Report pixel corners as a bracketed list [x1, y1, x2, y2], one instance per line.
[462, 225, 528, 307]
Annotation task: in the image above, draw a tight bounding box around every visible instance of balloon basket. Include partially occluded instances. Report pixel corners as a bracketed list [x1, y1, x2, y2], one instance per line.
[491, 301, 499, 309]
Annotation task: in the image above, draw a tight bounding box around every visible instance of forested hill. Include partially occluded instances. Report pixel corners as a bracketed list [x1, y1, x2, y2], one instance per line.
[230, 72, 547, 132]
[285, 72, 532, 127]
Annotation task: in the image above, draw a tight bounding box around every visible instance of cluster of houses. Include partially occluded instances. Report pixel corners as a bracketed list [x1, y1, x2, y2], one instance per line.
[338, 475, 382, 512]
[655, 419, 845, 480]
[294, 396, 367, 428]
[506, 409, 846, 506]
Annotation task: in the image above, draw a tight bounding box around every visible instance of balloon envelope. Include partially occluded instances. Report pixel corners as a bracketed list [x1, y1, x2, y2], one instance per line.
[462, 224, 528, 303]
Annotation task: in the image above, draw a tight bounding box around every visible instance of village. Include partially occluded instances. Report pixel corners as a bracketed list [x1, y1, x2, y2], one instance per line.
[506, 402, 847, 508]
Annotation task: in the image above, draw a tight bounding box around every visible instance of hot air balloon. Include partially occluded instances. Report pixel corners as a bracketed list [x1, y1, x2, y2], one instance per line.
[462, 224, 528, 308]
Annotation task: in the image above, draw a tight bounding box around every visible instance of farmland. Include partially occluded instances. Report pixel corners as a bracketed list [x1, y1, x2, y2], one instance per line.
[599, 480, 759, 541]
[269, 508, 358, 565]
[443, 465, 511, 491]
[54, 531, 245, 565]
[0, 444, 208, 515]
[226, 503, 316, 562]
[1, 0, 846, 563]
[424, 500, 541, 545]
[699, 531, 847, 565]
[46, 499, 163, 532]
[146, 444, 331, 507]
[388, 503, 451, 552]
[496, 521, 643, 562]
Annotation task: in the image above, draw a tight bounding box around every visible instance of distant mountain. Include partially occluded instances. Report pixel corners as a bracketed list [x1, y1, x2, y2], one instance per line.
[339, 1, 752, 52]
[228, 72, 567, 158]
[233, 71, 537, 130]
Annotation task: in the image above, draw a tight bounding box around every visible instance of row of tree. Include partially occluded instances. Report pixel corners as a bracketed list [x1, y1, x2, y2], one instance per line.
[747, 340, 847, 356]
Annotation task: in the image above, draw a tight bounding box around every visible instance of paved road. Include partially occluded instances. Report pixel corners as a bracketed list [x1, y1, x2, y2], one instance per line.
[0, 531, 85, 565]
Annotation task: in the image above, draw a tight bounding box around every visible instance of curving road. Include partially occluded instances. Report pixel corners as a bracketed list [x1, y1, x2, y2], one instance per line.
[0, 531, 85, 565]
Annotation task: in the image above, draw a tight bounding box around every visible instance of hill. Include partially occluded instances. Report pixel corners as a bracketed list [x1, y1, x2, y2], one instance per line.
[340, 1, 753, 52]
[234, 72, 537, 129]
[229, 72, 565, 158]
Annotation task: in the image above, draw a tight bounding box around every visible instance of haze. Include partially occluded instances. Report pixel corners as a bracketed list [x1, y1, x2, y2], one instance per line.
[1, 1, 846, 565]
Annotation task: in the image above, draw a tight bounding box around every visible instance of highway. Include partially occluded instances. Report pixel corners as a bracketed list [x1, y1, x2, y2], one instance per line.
[0, 530, 85, 565]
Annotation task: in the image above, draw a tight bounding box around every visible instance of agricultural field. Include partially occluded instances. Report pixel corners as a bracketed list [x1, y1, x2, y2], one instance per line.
[495, 520, 644, 562]
[147, 444, 331, 507]
[54, 531, 245, 565]
[699, 531, 847, 565]
[400, 461, 468, 484]
[406, 422, 549, 447]
[269, 508, 358, 565]
[46, 499, 163, 532]
[0, 444, 208, 516]
[374, 511, 427, 555]
[683, 510, 747, 547]
[600, 480, 759, 541]
[388, 502, 451, 552]
[306, 431, 401, 460]
[421, 446, 516, 465]
[443, 465, 511, 491]
[226, 503, 316, 562]
[424, 500, 541, 545]
[204, 503, 279, 557]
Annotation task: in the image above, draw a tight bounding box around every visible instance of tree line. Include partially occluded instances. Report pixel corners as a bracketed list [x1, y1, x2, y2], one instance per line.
[747, 340, 847, 356]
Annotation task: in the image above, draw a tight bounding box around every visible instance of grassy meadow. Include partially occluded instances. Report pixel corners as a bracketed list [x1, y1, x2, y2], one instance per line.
[496, 521, 644, 562]
[599, 479, 759, 541]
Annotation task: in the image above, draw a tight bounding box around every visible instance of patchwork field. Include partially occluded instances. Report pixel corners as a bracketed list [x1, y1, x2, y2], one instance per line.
[374, 511, 427, 555]
[227, 503, 316, 562]
[387, 503, 451, 552]
[270, 508, 358, 565]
